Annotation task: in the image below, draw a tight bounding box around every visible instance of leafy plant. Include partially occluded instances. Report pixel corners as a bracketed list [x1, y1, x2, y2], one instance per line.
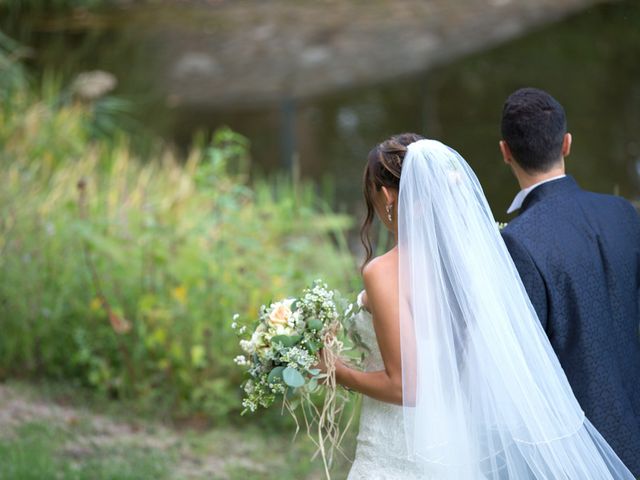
[0, 57, 358, 422]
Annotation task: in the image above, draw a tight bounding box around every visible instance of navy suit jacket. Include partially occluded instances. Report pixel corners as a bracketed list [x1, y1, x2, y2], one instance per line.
[502, 176, 640, 475]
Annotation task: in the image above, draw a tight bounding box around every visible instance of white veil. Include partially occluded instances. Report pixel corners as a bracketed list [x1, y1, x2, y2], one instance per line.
[398, 139, 633, 479]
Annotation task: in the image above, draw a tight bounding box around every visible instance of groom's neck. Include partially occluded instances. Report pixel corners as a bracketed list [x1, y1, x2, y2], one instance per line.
[514, 161, 565, 191]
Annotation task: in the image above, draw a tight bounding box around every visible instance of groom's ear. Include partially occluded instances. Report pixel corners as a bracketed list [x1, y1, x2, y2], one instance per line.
[561, 133, 572, 158]
[499, 141, 514, 165]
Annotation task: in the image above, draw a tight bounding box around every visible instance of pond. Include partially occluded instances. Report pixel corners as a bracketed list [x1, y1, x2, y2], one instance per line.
[5, 0, 640, 225]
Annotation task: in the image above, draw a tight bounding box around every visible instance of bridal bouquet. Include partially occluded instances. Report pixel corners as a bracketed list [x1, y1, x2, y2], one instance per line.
[232, 280, 360, 477]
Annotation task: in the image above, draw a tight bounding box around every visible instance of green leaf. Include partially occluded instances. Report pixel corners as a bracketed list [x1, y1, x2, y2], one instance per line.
[308, 368, 320, 376]
[308, 319, 323, 331]
[282, 366, 305, 388]
[271, 334, 301, 347]
[307, 340, 321, 353]
[271, 335, 289, 346]
[267, 366, 285, 383]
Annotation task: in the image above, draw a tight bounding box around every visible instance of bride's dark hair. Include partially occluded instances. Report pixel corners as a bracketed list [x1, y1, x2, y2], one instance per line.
[361, 132, 425, 267]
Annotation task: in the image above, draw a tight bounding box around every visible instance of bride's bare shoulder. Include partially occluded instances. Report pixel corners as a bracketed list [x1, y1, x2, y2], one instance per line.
[362, 249, 398, 297]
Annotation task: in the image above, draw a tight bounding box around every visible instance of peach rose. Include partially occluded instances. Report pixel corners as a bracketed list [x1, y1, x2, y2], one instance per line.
[268, 302, 292, 327]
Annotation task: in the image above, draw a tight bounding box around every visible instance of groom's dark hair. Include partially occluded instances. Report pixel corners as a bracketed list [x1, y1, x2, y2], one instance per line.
[501, 88, 567, 173]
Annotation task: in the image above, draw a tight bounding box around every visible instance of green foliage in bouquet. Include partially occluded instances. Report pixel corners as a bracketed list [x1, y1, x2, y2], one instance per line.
[0, 46, 358, 422]
[234, 280, 357, 413]
[234, 280, 364, 478]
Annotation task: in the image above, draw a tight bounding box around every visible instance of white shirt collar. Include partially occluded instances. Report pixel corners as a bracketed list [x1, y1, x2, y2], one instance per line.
[507, 174, 566, 214]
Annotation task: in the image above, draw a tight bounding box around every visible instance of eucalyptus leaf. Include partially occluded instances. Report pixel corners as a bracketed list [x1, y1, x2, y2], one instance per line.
[308, 319, 323, 331]
[271, 334, 301, 347]
[267, 366, 285, 383]
[283, 366, 305, 388]
[271, 335, 289, 346]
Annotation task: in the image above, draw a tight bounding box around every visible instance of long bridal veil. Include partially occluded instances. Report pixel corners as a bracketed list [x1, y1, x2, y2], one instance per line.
[398, 139, 633, 479]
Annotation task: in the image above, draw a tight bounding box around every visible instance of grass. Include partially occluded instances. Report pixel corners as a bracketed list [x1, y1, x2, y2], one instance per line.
[0, 381, 356, 479]
[0, 422, 171, 480]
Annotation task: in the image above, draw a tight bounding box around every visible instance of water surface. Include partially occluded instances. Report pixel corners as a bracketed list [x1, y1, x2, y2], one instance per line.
[6, 1, 640, 223]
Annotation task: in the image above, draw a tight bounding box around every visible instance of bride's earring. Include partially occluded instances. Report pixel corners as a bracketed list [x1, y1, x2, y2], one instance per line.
[385, 203, 393, 223]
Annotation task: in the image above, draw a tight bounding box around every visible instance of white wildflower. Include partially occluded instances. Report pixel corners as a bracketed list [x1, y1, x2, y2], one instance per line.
[240, 339, 255, 354]
[242, 398, 257, 413]
[244, 380, 254, 394]
[234, 355, 248, 366]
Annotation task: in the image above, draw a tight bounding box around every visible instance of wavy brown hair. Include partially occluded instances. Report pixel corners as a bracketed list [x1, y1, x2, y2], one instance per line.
[360, 133, 425, 268]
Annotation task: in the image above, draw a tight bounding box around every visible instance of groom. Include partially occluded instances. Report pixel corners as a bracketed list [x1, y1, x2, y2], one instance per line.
[499, 87, 640, 475]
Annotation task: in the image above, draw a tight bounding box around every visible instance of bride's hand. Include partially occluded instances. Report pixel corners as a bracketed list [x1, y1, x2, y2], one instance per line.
[314, 349, 346, 383]
[314, 348, 327, 373]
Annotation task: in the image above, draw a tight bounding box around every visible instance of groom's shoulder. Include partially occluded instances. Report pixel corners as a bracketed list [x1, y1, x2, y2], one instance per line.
[502, 190, 640, 242]
[576, 189, 640, 229]
[580, 189, 637, 213]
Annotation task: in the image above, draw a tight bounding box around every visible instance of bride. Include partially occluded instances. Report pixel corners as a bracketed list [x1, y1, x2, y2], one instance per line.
[328, 133, 635, 479]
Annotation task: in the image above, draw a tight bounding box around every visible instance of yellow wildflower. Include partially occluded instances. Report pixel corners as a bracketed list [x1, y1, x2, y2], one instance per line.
[172, 285, 187, 305]
[90, 297, 102, 311]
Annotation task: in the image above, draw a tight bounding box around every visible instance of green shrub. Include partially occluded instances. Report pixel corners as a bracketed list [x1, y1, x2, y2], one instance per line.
[0, 55, 358, 421]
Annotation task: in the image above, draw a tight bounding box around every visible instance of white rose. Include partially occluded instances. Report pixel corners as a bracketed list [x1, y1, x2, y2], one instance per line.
[274, 324, 294, 337]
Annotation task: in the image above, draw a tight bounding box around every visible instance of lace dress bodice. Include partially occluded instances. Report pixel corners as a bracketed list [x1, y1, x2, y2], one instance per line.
[347, 291, 432, 479]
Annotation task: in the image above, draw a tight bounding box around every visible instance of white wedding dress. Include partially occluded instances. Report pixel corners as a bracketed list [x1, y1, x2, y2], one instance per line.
[347, 291, 433, 480]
